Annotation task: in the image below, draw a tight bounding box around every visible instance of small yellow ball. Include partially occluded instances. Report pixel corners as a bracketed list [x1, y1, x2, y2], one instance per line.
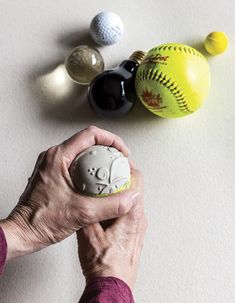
[204, 32, 228, 55]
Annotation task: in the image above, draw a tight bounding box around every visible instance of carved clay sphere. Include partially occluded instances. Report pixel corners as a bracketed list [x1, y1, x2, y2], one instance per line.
[70, 145, 131, 196]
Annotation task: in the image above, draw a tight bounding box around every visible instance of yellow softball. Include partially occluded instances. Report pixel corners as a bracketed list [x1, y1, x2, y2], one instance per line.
[135, 43, 211, 118]
[204, 32, 228, 55]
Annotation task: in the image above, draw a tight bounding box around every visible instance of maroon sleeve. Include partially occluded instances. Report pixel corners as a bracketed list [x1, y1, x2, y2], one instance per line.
[1, 228, 135, 303]
[79, 277, 135, 303]
[0, 226, 7, 274]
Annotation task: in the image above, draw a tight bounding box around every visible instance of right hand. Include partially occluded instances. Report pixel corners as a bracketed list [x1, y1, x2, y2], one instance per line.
[77, 169, 148, 290]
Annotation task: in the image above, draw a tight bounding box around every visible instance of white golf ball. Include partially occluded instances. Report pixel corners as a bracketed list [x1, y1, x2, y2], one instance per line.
[90, 11, 124, 46]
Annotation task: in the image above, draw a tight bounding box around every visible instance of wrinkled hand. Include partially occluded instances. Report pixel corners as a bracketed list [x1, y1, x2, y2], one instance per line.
[77, 169, 148, 290]
[0, 126, 139, 260]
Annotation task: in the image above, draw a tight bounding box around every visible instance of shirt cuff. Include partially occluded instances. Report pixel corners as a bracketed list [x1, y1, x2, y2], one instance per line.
[79, 277, 135, 303]
[0, 226, 7, 274]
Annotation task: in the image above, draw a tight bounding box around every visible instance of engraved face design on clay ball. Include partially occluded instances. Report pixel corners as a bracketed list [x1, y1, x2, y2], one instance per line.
[70, 145, 130, 196]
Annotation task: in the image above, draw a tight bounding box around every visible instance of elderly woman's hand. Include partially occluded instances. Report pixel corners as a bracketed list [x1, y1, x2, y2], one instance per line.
[77, 169, 147, 290]
[0, 126, 139, 261]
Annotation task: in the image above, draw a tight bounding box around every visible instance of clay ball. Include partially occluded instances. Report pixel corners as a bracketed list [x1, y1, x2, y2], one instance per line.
[70, 145, 131, 196]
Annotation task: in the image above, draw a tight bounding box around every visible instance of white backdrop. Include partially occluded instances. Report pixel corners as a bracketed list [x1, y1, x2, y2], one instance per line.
[0, 1, 234, 302]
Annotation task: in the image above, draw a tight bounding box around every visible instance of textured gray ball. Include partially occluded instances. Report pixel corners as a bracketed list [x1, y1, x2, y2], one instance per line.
[70, 145, 130, 196]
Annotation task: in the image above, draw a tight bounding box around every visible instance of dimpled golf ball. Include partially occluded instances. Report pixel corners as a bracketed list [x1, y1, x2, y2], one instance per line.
[90, 11, 124, 46]
[204, 32, 228, 55]
[70, 145, 131, 196]
[65, 45, 104, 85]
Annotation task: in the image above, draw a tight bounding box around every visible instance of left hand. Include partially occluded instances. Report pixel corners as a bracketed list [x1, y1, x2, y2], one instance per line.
[0, 126, 139, 261]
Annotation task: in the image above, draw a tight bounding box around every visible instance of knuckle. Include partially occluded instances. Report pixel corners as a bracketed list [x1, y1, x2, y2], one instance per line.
[86, 125, 99, 133]
[38, 151, 46, 159]
[44, 146, 61, 166]
[112, 133, 122, 142]
[78, 207, 95, 226]
[117, 200, 129, 216]
[35, 151, 46, 169]
[130, 209, 141, 221]
[45, 146, 57, 158]
[129, 211, 148, 232]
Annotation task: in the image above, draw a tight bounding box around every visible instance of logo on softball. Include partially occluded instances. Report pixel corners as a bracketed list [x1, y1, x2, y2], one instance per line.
[142, 54, 169, 65]
[141, 89, 166, 111]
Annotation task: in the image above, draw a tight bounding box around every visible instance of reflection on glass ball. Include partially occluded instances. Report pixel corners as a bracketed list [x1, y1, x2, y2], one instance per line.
[65, 45, 104, 85]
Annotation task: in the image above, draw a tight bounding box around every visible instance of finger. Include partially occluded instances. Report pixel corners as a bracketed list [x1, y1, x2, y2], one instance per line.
[20, 151, 46, 201]
[130, 169, 144, 197]
[78, 187, 140, 225]
[129, 159, 136, 169]
[126, 168, 144, 211]
[107, 170, 145, 231]
[61, 126, 130, 164]
[77, 223, 104, 242]
[28, 151, 46, 182]
[32, 151, 46, 172]
[108, 209, 146, 236]
[76, 169, 143, 225]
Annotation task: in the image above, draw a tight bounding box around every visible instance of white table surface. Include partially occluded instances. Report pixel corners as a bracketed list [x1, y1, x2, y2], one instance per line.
[0, 1, 234, 302]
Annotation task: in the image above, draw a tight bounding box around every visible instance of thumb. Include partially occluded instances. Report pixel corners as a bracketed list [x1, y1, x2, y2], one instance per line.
[80, 188, 140, 224]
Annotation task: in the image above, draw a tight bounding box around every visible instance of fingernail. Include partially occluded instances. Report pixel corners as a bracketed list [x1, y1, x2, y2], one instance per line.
[131, 191, 140, 203]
